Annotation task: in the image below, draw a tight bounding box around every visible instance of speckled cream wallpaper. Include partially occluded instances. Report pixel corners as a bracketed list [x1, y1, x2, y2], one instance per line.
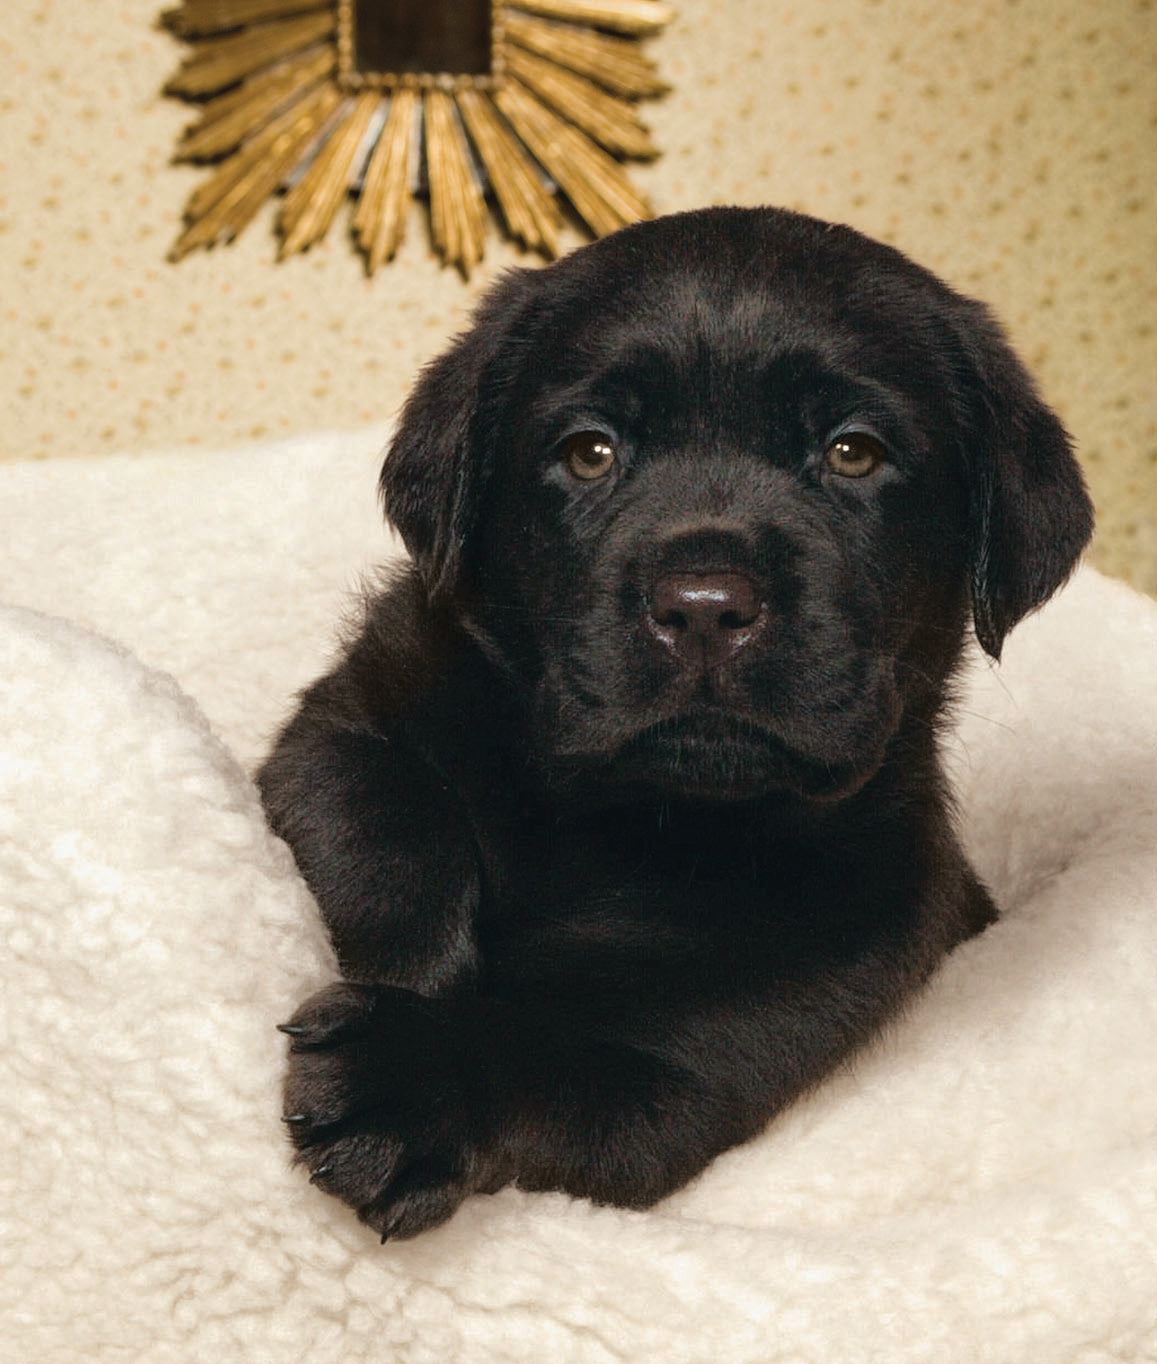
[2, 0, 1154, 590]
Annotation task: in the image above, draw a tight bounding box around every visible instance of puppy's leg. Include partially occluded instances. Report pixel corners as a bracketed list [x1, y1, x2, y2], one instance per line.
[258, 719, 481, 994]
[276, 928, 928, 1239]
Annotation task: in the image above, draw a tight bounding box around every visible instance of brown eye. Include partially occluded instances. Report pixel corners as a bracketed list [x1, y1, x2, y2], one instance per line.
[563, 431, 618, 481]
[824, 432, 887, 478]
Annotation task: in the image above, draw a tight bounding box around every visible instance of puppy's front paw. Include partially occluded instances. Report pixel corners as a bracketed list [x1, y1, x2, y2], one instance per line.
[279, 982, 500, 1240]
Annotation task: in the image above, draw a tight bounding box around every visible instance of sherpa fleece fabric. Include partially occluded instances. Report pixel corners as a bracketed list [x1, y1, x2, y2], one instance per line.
[1, 431, 1156, 1363]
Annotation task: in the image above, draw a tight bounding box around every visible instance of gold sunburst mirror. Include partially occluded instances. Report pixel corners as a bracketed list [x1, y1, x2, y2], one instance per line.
[163, 0, 673, 274]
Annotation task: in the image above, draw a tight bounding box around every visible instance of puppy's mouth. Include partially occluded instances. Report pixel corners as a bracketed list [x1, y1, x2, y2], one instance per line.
[614, 712, 784, 800]
[599, 709, 875, 803]
[534, 604, 902, 803]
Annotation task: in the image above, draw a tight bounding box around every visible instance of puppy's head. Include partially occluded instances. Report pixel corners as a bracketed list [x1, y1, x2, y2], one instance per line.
[382, 207, 1092, 801]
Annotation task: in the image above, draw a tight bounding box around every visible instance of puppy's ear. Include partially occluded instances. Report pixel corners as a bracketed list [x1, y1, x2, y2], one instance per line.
[380, 270, 537, 601]
[954, 301, 1094, 660]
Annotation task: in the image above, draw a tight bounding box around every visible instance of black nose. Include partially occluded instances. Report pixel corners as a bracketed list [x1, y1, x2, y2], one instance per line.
[648, 572, 766, 667]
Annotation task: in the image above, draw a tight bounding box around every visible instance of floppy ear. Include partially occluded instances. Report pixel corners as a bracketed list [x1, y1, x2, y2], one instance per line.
[954, 301, 1094, 660]
[379, 269, 538, 602]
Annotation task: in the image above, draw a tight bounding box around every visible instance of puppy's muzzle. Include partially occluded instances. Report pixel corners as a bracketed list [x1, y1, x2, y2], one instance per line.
[647, 572, 767, 669]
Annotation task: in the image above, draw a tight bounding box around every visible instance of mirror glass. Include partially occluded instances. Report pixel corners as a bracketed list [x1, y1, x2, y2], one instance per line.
[351, 0, 492, 77]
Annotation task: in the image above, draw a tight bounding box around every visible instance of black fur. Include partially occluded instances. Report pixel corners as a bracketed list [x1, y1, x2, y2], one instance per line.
[259, 207, 1093, 1240]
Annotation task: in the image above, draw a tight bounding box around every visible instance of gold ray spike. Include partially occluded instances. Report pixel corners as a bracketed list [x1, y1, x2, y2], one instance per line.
[504, 44, 656, 158]
[180, 81, 331, 220]
[165, 10, 335, 97]
[502, 11, 668, 98]
[279, 90, 382, 257]
[183, 81, 333, 221]
[176, 46, 335, 161]
[171, 83, 341, 258]
[494, 77, 649, 237]
[458, 87, 560, 256]
[510, 0, 673, 37]
[424, 88, 487, 277]
[165, 0, 330, 38]
[162, 0, 675, 270]
[353, 87, 419, 274]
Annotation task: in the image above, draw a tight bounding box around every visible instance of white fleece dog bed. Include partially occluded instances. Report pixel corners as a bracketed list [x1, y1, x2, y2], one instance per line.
[2, 432, 1156, 1363]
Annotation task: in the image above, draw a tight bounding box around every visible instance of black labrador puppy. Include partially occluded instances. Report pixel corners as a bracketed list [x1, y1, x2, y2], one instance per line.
[259, 207, 1093, 1240]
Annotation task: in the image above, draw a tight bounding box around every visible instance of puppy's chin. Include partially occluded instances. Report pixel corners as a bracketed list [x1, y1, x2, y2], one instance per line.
[552, 712, 889, 805]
